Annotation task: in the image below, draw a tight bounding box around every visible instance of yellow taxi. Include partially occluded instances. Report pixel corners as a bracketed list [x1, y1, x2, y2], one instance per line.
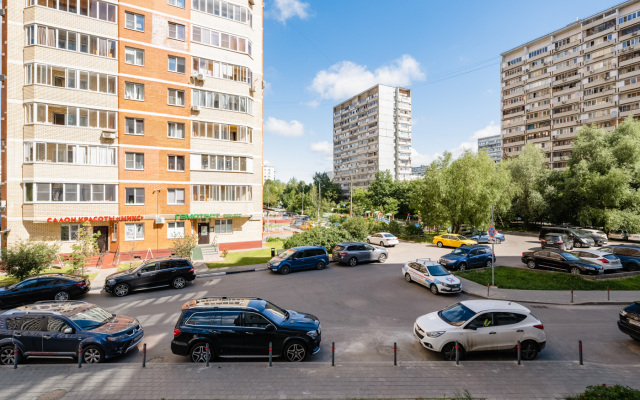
[300, 222, 315, 231]
[432, 234, 477, 248]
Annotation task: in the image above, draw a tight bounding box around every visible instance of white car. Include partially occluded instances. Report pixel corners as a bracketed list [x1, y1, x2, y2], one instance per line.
[367, 232, 399, 247]
[609, 230, 640, 242]
[579, 229, 608, 244]
[414, 300, 546, 360]
[569, 249, 623, 272]
[402, 259, 461, 295]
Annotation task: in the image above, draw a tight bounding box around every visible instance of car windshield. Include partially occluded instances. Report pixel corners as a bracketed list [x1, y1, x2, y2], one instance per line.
[439, 303, 476, 327]
[559, 252, 580, 261]
[451, 248, 469, 255]
[573, 230, 591, 238]
[278, 249, 296, 259]
[68, 306, 114, 330]
[427, 265, 449, 276]
[262, 301, 289, 324]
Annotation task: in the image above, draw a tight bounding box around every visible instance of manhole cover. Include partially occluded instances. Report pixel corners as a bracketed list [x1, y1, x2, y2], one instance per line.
[36, 390, 68, 400]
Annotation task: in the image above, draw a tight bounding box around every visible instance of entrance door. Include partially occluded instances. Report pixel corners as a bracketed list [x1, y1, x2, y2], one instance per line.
[198, 223, 210, 245]
[94, 226, 109, 253]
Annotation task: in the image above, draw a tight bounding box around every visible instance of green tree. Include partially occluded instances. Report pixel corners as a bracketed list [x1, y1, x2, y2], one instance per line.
[340, 217, 370, 240]
[170, 233, 198, 260]
[69, 221, 100, 275]
[263, 179, 285, 208]
[504, 144, 549, 227]
[313, 172, 342, 203]
[283, 226, 354, 252]
[367, 170, 396, 210]
[0, 240, 60, 281]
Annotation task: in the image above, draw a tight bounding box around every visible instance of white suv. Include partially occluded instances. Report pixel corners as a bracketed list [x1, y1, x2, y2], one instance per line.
[414, 300, 546, 360]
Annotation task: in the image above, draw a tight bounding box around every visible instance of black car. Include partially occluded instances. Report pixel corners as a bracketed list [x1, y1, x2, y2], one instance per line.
[521, 250, 604, 275]
[598, 245, 640, 271]
[0, 301, 143, 365]
[104, 257, 196, 297]
[539, 227, 595, 248]
[171, 297, 321, 363]
[618, 302, 640, 341]
[0, 274, 90, 308]
[540, 233, 573, 251]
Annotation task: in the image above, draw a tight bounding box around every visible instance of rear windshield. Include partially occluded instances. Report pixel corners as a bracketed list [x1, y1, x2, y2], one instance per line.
[383, 234, 395, 238]
[439, 303, 475, 326]
[604, 255, 618, 261]
[334, 245, 344, 251]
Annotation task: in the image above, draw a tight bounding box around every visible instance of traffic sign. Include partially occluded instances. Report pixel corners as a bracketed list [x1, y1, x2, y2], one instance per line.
[488, 226, 496, 238]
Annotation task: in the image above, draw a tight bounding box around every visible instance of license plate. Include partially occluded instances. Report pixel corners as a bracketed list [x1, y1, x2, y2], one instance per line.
[630, 318, 640, 327]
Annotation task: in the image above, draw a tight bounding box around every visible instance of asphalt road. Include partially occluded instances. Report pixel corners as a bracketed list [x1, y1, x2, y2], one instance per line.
[52, 233, 639, 366]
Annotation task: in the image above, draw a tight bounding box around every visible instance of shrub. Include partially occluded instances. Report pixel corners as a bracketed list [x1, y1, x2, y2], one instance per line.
[340, 217, 369, 241]
[265, 236, 280, 243]
[282, 226, 354, 252]
[0, 240, 60, 281]
[566, 384, 640, 400]
[327, 214, 343, 224]
[388, 220, 403, 235]
[170, 233, 198, 260]
[369, 220, 390, 234]
[404, 222, 425, 236]
[69, 222, 100, 275]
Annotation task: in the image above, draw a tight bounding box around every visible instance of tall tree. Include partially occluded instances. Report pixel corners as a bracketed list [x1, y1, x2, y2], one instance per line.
[312, 172, 342, 203]
[504, 144, 549, 227]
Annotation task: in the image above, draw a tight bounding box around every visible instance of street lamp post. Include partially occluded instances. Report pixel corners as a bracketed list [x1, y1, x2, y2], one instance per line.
[153, 188, 162, 254]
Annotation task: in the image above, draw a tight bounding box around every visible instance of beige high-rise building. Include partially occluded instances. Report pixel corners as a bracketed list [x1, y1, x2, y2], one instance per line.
[500, 1, 640, 168]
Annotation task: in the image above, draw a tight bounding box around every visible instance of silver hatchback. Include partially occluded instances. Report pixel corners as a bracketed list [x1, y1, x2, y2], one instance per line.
[569, 249, 623, 272]
[332, 242, 388, 266]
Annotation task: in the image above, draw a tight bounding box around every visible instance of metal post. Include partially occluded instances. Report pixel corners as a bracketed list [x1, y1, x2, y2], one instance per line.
[142, 343, 146, 368]
[571, 289, 574, 303]
[393, 342, 397, 366]
[487, 284, 490, 297]
[491, 204, 495, 287]
[78, 344, 82, 368]
[331, 342, 335, 367]
[13, 347, 18, 369]
[205, 343, 210, 367]
[607, 287, 610, 301]
[517, 340, 521, 365]
[579, 340, 583, 365]
[269, 342, 272, 367]
[455, 341, 460, 365]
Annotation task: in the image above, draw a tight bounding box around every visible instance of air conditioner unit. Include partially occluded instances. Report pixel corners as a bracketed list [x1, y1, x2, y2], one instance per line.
[191, 105, 201, 112]
[191, 71, 199, 78]
[155, 217, 165, 224]
[101, 131, 116, 139]
[249, 84, 256, 94]
[196, 73, 205, 81]
[248, 0, 255, 4]
[262, 80, 266, 89]
[0, 200, 6, 211]
[562, 100, 567, 104]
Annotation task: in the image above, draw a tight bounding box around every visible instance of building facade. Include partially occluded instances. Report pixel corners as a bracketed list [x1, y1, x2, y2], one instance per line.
[333, 84, 412, 192]
[500, 1, 640, 168]
[478, 135, 502, 163]
[262, 163, 274, 182]
[1, 0, 264, 256]
[411, 165, 426, 178]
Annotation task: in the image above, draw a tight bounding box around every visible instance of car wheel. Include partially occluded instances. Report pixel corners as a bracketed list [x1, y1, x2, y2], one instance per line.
[520, 341, 539, 360]
[441, 342, 463, 361]
[284, 341, 307, 362]
[527, 260, 536, 270]
[172, 276, 187, 289]
[0, 346, 19, 366]
[404, 273, 412, 283]
[378, 253, 387, 263]
[628, 264, 639, 272]
[458, 263, 467, 272]
[541, 244, 545, 249]
[574, 242, 581, 248]
[280, 265, 291, 275]
[190, 342, 212, 363]
[54, 291, 70, 301]
[114, 283, 130, 297]
[349, 257, 357, 267]
[82, 345, 104, 364]
[437, 242, 443, 248]
[316, 261, 326, 270]
[380, 241, 386, 247]
[430, 284, 439, 295]
[570, 267, 581, 275]
[485, 259, 492, 268]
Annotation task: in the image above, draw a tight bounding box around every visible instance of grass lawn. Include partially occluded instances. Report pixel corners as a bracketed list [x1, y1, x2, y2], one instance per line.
[457, 266, 640, 291]
[207, 239, 284, 269]
[0, 266, 97, 286]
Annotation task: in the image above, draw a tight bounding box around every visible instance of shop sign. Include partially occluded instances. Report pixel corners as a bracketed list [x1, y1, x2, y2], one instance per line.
[46, 215, 144, 223]
[175, 213, 243, 220]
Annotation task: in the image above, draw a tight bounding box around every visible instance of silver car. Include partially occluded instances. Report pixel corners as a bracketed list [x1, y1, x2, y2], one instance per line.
[332, 242, 388, 266]
[569, 249, 623, 272]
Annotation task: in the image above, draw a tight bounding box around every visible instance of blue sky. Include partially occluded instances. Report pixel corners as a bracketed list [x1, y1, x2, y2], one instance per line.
[263, 0, 618, 182]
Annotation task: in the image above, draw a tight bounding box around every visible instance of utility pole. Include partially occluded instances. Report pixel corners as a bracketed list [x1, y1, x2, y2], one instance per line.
[301, 186, 304, 216]
[350, 177, 353, 217]
[266, 184, 269, 233]
[491, 204, 495, 287]
[317, 181, 321, 222]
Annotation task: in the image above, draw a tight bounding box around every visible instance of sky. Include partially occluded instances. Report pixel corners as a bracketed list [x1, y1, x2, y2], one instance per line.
[262, 0, 618, 182]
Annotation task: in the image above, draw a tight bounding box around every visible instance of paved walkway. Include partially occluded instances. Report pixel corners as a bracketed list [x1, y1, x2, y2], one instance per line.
[459, 277, 639, 305]
[2, 361, 639, 400]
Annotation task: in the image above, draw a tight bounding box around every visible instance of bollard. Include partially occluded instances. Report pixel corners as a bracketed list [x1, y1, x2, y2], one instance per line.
[487, 284, 490, 297]
[331, 342, 335, 367]
[455, 341, 460, 365]
[269, 342, 272, 367]
[13, 347, 18, 369]
[393, 342, 397, 366]
[517, 340, 521, 365]
[78, 344, 82, 368]
[271, 248, 276, 257]
[579, 340, 583, 365]
[205, 343, 210, 367]
[571, 289, 574, 303]
[608, 287, 610, 301]
[142, 343, 146, 368]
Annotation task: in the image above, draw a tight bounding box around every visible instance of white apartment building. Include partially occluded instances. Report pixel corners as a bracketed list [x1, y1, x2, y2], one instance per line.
[478, 135, 502, 163]
[263, 163, 275, 182]
[333, 84, 412, 192]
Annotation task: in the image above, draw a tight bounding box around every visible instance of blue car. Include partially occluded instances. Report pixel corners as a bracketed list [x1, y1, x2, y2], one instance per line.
[439, 245, 496, 271]
[470, 231, 506, 244]
[267, 246, 330, 275]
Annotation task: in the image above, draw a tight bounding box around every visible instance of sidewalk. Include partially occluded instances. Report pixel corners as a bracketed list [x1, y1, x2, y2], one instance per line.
[1, 361, 639, 400]
[459, 277, 639, 305]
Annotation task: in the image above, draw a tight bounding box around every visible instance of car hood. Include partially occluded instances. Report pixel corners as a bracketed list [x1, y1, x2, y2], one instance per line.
[434, 275, 461, 285]
[90, 315, 140, 335]
[442, 254, 465, 260]
[268, 256, 287, 265]
[416, 311, 454, 332]
[282, 310, 320, 331]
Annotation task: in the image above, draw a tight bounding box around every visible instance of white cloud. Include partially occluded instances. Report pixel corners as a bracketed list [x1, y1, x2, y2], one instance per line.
[309, 55, 426, 101]
[411, 148, 441, 167]
[310, 141, 332, 155]
[264, 117, 305, 137]
[269, 0, 311, 23]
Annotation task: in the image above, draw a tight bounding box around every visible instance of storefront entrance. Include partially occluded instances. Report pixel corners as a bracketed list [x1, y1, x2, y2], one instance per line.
[94, 226, 109, 253]
[198, 223, 210, 245]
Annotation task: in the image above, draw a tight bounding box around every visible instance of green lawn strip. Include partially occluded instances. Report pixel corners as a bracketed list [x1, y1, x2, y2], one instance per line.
[207, 239, 283, 269]
[0, 265, 95, 286]
[457, 266, 640, 291]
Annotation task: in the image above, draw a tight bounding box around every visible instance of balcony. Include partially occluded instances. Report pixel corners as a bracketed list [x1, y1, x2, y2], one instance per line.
[502, 110, 525, 119]
[527, 135, 551, 144]
[621, 55, 640, 68]
[553, 109, 580, 119]
[620, 109, 640, 118]
[619, 94, 639, 105]
[584, 89, 614, 100]
[553, 130, 577, 140]
[619, 81, 640, 93]
[583, 114, 615, 124]
[526, 125, 551, 134]
[583, 78, 614, 90]
[584, 25, 615, 41]
[552, 75, 581, 87]
[504, 140, 525, 146]
[553, 120, 580, 129]
[526, 114, 551, 124]
[553, 143, 573, 151]
[584, 102, 615, 113]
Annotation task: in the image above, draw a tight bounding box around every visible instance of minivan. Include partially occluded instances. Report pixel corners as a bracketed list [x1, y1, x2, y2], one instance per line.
[267, 246, 330, 275]
[539, 227, 594, 248]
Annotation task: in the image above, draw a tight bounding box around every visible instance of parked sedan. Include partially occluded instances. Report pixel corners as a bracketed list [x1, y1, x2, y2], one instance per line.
[332, 242, 388, 265]
[403, 260, 461, 295]
[579, 229, 608, 245]
[366, 232, 399, 247]
[618, 302, 640, 341]
[540, 233, 573, 251]
[568, 249, 623, 272]
[432, 234, 477, 248]
[521, 250, 604, 275]
[469, 231, 506, 244]
[0, 274, 90, 308]
[439, 246, 495, 271]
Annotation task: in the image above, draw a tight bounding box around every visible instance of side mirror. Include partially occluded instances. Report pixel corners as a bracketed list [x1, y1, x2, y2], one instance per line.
[63, 327, 73, 334]
[265, 324, 275, 332]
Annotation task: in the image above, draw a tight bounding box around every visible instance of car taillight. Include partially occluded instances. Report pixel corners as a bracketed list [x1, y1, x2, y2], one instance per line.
[340, 252, 347, 255]
[174, 329, 182, 337]
[76, 281, 85, 287]
[597, 258, 609, 263]
[188, 268, 194, 273]
[386, 238, 391, 241]
[534, 324, 544, 330]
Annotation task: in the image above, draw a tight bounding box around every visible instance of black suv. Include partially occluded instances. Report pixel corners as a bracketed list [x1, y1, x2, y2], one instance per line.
[618, 302, 640, 341]
[0, 274, 90, 308]
[539, 226, 595, 248]
[0, 301, 143, 365]
[104, 257, 196, 297]
[171, 297, 321, 363]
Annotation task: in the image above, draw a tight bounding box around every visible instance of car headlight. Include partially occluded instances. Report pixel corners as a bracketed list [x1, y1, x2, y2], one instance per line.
[271, 262, 280, 267]
[426, 331, 445, 338]
[621, 310, 628, 317]
[306, 330, 318, 339]
[106, 279, 116, 285]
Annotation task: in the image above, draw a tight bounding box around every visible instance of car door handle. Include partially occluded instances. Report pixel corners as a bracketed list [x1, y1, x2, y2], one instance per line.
[43, 335, 52, 339]
[13, 333, 21, 337]
[211, 331, 220, 335]
[245, 331, 253, 335]
[489, 332, 497, 334]
[517, 329, 524, 332]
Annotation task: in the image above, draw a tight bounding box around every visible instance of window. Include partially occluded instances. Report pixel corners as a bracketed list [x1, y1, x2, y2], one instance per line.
[214, 219, 232, 234]
[191, 0, 252, 27]
[191, 57, 252, 84]
[167, 188, 185, 205]
[25, 182, 116, 202]
[191, 25, 251, 56]
[191, 121, 252, 142]
[168, 56, 185, 73]
[26, 24, 116, 58]
[139, 263, 157, 273]
[242, 312, 270, 328]
[167, 221, 185, 238]
[125, 188, 144, 204]
[28, 0, 116, 22]
[168, 89, 185, 106]
[26, 63, 116, 94]
[125, 117, 144, 135]
[192, 89, 253, 114]
[125, 11, 144, 31]
[199, 154, 249, 172]
[168, 22, 185, 40]
[61, 224, 80, 241]
[24, 142, 116, 166]
[125, 152, 144, 170]
[124, 47, 144, 66]
[168, 0, 185, 7]
[124, 82, 144, 101]
[167, 122, 185, 139]
[125, 223, 144, 241]
[192, 185, 252, 202]
[168, 155, 185, 171]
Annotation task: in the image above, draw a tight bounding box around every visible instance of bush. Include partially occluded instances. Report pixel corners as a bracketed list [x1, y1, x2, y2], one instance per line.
[170, 233, 198, 260]
[566, 384, 640, 400]
[283, 226, 354, 252]
[369, 220, 390, 234]
[327, 214, 343, 224]
[340, 217, 370, 241]
[265, 236, 280, 242]
[404, 222, 425, 236]
[388, 220, 403, 235]
[0, 240, 60, 281]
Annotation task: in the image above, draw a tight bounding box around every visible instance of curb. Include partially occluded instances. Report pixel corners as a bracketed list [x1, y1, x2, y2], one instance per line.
[197, 266, 268, 279]
[461, 288, 631, 306]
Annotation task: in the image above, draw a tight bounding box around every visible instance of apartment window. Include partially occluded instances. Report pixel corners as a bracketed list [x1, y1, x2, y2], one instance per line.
[26, 63, 116, 94]
[192, 89, 253, 114]
[192, 57, 252, 84]
[24, 142, 116, 166]
[25, 182, 116, 202]
[60, 224, 81, 242]
[168, 56, 185, 73]
[168, 22, 185, 40]
[25, 103, 116, 129]
[125, 152, 144, 170]
[124, 82, 144, 101]
[168, 89, 185, 106]
[125, 11, 144, 32]
[125, 117, 144, 135]
[124, 47, 144, 66]
[26, 24, 116, 58]
[125, 188, 144, 204]
[215, 219, 232, 234]
[192, 0, 252, 27]
[191, 121, 252, 143]
[191, 185, 252, 202]
[168, 155, 185, 171]
[125, 223, 144, 241]
[167, 122, 185, 139]
[167, 189, 185, 205]
[27, 0, 116, 22]
[167, 221, 185, 238]
[191, 25, 251, 56]
[168, 0, 185, 8]
[200, 154, 249, 172]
